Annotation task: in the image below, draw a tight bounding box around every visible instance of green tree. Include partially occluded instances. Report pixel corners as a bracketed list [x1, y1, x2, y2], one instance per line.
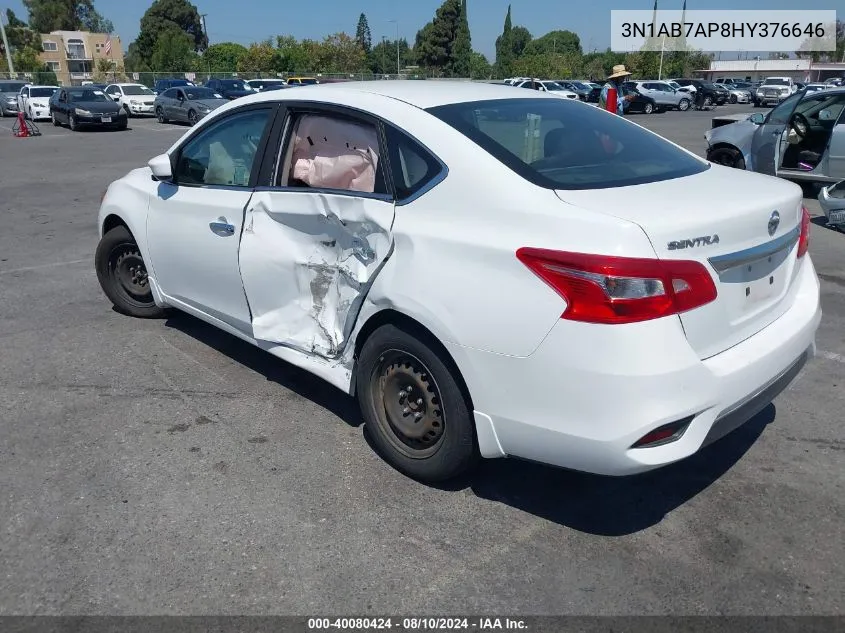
[123, 41, 152, 73]
[414, 0, 462, 75]
[525, 30, 581, 57]
[355, 13, 372, 53]
[494, 4, 513, 76]
[237, 41, 277, 73]
[21, 0, 112, 34]
[468, 51, 491, 79]
[369, 38, 412, 74]
[452, 0, 471, 76]
[512, 52, 579, 79]
[135, 0, 207, 67]
[202, 42, 248, 72]
[149, 27, 197, 73]
[275, 35, 309, 73]
[314, 33, 366, 73]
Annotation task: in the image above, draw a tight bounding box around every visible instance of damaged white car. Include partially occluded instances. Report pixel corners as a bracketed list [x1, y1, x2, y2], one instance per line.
[95, 82, 821, 482]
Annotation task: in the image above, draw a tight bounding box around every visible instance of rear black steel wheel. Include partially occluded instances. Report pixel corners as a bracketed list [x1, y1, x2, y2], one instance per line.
[95, 225, 166, 318]
[357, 324, 478, 482]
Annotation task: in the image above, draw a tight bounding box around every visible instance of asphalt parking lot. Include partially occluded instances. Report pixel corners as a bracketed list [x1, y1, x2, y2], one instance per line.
[0, 103, 843, 616]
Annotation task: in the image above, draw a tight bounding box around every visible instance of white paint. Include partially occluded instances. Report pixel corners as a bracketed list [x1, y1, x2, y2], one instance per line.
[95, 81, 824, 477]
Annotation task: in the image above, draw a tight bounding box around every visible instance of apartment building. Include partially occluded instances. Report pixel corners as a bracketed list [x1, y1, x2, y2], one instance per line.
[38, 31, 124, 85]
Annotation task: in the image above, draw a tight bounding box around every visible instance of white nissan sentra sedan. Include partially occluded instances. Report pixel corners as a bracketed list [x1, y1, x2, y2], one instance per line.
[94, 82, 821, 482]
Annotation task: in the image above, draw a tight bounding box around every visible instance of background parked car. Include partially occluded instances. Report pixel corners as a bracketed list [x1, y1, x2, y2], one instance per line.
[49, 85, 127, 131]
[245, 78, 287, 92]
[286, 77, 319, 86]
[153, 78, 195, 95]
[514, 79, 579, 99]
[555, 80, 592, 100]
[0, 80, 27, 116]
[715, 83, 751, 104]
[17, 85, 58, 121]
[619, 84, 661, 113]
[624, 80, 691, 111]
[585, 83, 602, 102]
[105, 83, 157, 116]
[672, 79, 725, 107]
[154, 86, 228, 125]
[204, 78, 254, 100]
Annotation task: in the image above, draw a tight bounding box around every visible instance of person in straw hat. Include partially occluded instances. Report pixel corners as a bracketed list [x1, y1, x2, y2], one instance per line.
[599, 64, 635, 115]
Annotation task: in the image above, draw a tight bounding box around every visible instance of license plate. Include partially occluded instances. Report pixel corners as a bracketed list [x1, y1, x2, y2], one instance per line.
[101, 116, 112, 123]
[829, 210, 845, 224]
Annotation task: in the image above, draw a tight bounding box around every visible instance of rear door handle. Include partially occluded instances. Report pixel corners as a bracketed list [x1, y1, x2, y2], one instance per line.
[209, 218, 235, 236]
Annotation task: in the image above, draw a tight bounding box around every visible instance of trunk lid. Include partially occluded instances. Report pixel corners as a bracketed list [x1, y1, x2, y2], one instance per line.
[555, 165, 805, 359]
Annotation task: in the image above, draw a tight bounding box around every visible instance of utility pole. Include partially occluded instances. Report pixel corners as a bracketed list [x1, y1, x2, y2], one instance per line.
[200, 13, 209, 49]
[0, 10, 15, 76]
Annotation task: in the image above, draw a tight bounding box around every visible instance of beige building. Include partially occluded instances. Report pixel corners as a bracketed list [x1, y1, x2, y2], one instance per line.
[38, 31, 124, 85]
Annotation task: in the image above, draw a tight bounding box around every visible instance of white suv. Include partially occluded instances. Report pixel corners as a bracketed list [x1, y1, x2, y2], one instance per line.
[626, 80, 692, 111]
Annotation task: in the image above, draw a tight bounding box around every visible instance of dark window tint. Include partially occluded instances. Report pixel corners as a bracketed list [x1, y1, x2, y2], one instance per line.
[29, 88, 57, 97]
[175, 109, 272, 187]
[67, 89, 109, 102]
[161, 89, 177, 98]
[427, 98, 708, 190]
[384, 126, 443, 201]
[185, 87, 218, 100]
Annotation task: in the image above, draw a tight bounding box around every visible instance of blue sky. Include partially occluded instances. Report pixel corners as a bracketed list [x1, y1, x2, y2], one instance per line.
[4, 0, 840, 59]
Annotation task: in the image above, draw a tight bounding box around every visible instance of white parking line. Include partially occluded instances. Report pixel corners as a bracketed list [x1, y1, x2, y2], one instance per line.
[0, 258, 89, 275]
[819, 350, 845, 364]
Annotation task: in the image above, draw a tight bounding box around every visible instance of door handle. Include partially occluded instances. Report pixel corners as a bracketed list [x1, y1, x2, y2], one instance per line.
[209, 218, 235, 236]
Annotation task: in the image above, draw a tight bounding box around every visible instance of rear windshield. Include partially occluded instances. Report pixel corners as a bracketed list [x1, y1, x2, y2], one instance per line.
[427, 98, 708, 190]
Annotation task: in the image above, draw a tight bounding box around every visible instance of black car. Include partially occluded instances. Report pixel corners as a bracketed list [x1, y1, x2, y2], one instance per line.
[154, 78, 195, 95]
[619, 85, 662, 114]
[556, 80, 592, 100]
[49, 86, 127, 131]
[673, 78, 726, 106]
[204, 78, 253, 100]
[586, 85, 602, 102]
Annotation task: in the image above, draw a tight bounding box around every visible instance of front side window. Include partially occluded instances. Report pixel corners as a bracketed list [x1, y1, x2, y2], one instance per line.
[277, 112, 387, 195]
[766, 91, 804, 125]
[175, 108, 272, 187]
[428, 98, 708, 190]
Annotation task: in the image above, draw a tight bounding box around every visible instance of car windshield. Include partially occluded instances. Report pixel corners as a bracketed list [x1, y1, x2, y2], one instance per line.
[185, 87, 219, 100]
[1, 82, 26, 92]
[428, 98, 708, 190]
[68, 89, 109, 102]
[30, 87, 57, 97]
[221, 80, 247, 90]
[122, 85, 154, 95]
[297, 78, 318, 85]
[764, 78, 790, 85]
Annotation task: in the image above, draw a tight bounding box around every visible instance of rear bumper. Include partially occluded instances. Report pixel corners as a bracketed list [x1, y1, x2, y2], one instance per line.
[454, 257, 821, 476]
[818, 182, 845, 225]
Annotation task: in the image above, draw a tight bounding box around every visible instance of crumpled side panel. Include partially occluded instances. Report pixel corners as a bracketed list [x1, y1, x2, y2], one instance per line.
[290, 115, 379, 193]
[239, 191, 394, 359]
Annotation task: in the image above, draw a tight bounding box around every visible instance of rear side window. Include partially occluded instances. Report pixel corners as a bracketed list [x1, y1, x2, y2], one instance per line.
[384, 126, 443, 201]
[427, 98, 708, 190]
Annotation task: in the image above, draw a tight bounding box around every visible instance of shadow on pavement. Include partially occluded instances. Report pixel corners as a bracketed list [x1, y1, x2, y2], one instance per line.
[164, 311, 774, 536]
[164, 312, 363, 428]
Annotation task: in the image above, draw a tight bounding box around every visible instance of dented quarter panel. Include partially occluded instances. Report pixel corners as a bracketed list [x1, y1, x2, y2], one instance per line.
[239, 189, 394, 358]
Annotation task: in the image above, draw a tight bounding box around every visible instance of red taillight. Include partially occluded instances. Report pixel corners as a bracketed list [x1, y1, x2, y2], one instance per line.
[797, 205, 810, 258]
[516, 248, 717, 325]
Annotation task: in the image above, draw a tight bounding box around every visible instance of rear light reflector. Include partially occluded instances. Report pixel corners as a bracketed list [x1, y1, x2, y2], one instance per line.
[631, 416, 693, 448]
[797, 205, 810, 258]
[516, 248, 717, 324]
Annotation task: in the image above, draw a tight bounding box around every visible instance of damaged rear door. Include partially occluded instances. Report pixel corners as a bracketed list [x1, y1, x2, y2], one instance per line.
[239, 110, 395, 359]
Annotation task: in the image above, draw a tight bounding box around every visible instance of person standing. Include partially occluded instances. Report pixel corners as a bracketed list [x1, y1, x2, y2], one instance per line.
[599, 65, 634, 115]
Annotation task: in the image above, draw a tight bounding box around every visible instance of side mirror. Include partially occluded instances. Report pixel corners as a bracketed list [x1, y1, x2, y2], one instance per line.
[148, 154, 173, 181]
[749, 112, 765, 124]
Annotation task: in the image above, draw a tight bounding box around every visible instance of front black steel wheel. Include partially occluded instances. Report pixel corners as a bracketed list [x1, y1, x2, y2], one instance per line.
[708, 147, 746, 170]
[95, 225, 166, 318]
[357, 324, 478, 482]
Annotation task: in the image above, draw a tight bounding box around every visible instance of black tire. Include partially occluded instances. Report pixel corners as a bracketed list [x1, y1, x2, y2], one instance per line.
[356, 323, 478, 482]
[188, 109, 198, 125]
[68, 114, 78, 131]
[707, 146, 746, 170]
[95, 225, 166, 318]
[123, 104, 132, 118]
[116, 120, 128, 131]
[678, 98, 690, 111]
[644, 102, 654, 114]
[730, 94, 737, 104]
[51, 112, 60, 126]
[156, 107, 168, 124]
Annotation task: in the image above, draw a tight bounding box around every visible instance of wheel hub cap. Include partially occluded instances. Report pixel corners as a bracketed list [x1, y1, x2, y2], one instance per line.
[115, 249, 149, 298]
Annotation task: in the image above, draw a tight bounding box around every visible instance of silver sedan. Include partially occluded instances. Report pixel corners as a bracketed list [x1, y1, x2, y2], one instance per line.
[154, 86, 228, 126]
